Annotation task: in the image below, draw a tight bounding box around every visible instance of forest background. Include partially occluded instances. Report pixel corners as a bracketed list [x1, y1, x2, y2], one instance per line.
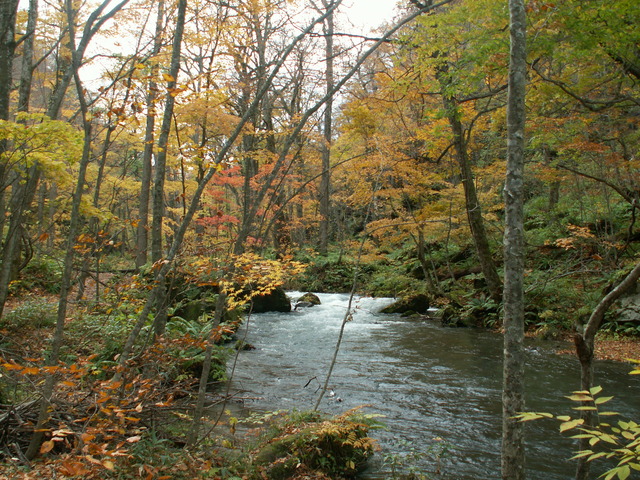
[0, 0, 639, 479]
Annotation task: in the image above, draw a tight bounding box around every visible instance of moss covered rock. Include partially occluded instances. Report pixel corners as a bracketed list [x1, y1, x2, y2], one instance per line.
[295, 292, 321, 308]
[380, 294, 431, 315]
[251, 286, 292, 313]
[249, 410, 377, 479]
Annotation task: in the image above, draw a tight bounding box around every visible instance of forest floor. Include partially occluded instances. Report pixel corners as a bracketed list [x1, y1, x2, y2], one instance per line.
[555, 335, 640, 363]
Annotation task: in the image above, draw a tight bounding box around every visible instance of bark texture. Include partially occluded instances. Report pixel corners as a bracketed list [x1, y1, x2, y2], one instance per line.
[318, 0, 334, 255]
[136, 0, 164, 269]
[442, 93, 502, 301]
[501, 0, 527, 478]
[151, 0, 187, 265]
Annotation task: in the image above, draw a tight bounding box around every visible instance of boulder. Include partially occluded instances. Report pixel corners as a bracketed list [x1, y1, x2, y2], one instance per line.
[295, 292, 321, 308]
[439, 304, 469, 328]
[380, 294, 430, 315]
[612, 293, 640, 324]
[251, 286, 291, 313]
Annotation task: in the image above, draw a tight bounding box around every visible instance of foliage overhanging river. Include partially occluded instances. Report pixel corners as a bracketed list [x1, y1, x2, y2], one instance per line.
[228, 292, 640, 479]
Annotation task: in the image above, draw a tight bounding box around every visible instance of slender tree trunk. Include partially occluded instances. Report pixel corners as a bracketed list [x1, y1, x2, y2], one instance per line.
[17, 0, 38, 113]
[501, 0, 527, 479]
[0, 0, 18, 121]
[548, 181, 560, 211]
[0, 169, 40, 317]
[318, 0, 334, 255]
[136, 0, 164, 269]
[442, 93, 502, 300]
[151, 0, 185, 266]
[414, 228, 439, 295]
[0, 0, 19, 318]
[573, 262, 640, 480]
[47, 183, 56, 249]
[151, 0, 187, 337]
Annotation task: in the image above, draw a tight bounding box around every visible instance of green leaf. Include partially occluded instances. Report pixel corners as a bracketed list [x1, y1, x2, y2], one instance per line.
[589, 386, 603, 396]
[560, 419, 584, 433]
[618, 465, 631, 480]
[515, 412, 552, 422]
[595, 396, 614, 405]
[570, 449, 593, 459]
[566, 394, 593, 402]
[587, 452, 608, 461]
[599, 434, 619, 445]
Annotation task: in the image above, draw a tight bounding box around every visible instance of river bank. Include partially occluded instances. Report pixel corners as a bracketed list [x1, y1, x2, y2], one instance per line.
[553, 335, 640, 363]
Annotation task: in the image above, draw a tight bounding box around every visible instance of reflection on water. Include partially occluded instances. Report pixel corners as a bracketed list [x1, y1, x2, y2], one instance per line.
[229, 292, 640, 479]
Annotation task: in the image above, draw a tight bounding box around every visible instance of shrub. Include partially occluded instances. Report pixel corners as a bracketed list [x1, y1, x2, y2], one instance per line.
[12, 254, 63, 294]
[0, 300, 57, 329]
[244, 408, 381, 479]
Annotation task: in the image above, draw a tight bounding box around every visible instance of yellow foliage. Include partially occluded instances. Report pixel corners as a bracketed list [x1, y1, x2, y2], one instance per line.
[0, 112, 83, 184]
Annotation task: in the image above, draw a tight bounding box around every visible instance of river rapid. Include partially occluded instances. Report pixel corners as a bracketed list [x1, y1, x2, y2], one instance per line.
[228, 292, 640, 479]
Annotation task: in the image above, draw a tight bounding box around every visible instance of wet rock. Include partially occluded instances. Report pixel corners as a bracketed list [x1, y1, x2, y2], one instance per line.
[297, 292, 321, 305]
[251, 286, 291, 313]
[380, 294, 431, 314]
[440, 304, 468, 327]
[612, 292, 640, 324]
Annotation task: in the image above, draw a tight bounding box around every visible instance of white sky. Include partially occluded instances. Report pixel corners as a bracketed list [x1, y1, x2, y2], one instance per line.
[342, 0, 400, 33]
[16, 0, 402, 85]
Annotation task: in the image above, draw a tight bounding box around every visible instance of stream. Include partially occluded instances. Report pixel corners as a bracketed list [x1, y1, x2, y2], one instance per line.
[228, 292, 640, 479]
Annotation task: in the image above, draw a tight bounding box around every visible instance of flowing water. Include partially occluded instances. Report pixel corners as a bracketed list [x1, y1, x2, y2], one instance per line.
[228, 292, 640, 479]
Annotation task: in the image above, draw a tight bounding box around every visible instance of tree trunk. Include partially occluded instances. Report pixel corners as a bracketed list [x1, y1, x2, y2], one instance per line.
[17, 0, 38, 113]
[151, 0, 185, 266]
[501, 0, 527, 478]
[442, 93, 502, 301]
[76, 124, 116, 301]
[573, 261, 640, 480]
[0, 168, 40, 317]
[0, 0, 18, 121]
[151, 0, 187, 337]
[548, 181, 560, 211]
[136, 0, 164, 269]
[318, 0, 334, 255]
[0, 0, 19, 318]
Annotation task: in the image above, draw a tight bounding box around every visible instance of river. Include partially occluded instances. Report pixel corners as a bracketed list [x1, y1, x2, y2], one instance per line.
[228, 292, 640, 479]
